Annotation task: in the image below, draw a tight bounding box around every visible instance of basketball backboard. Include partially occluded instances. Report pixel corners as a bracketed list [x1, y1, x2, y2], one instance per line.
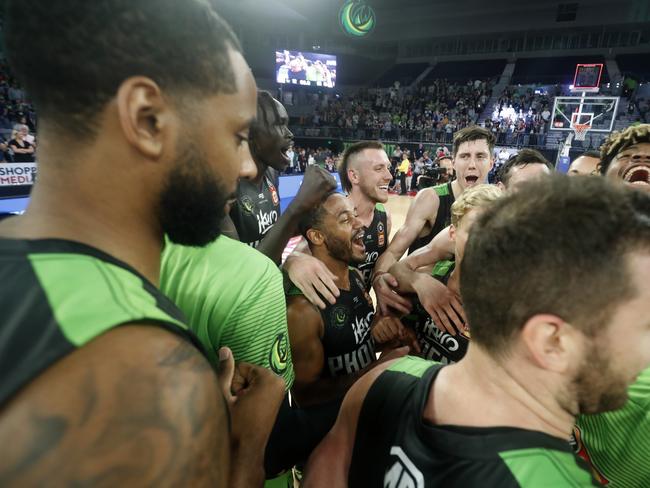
[551, 95, 619, 133]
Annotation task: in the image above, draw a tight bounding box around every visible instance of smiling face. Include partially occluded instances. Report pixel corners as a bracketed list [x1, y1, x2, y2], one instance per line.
[605, 142, 650, 192]
[311, 193, 366, 264]
[249, 94, 294, 172]
[453, 139, 494, 190]
[348, 148, 392, 203]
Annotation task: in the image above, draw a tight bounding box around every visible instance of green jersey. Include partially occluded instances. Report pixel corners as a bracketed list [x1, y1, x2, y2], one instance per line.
[350, 356, 598, 487]
[160, 236, 294, 388]
[573, 366, 650, 486]
[0, 238, 194, 405]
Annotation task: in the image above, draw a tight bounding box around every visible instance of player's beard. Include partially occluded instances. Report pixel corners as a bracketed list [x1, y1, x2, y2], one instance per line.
[159, 142, 232, 247]
[325, 232, 358, 264]
[571, 340, 630, 415]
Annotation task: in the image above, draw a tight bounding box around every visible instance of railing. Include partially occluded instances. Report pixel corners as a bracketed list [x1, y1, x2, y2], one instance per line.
[290, 125, 552, 148]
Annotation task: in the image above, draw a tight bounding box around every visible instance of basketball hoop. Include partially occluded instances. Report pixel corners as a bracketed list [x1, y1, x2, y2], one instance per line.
[573, 123, 590, 141]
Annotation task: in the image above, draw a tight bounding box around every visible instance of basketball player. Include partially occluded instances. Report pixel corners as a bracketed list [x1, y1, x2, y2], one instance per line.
[304, 175, 650, 487]
[373, 126, 494, 328]
[496, 148, 553, 191]
[568, 150, 601, 176]
[377, 185, 502, 362]
[567, 127, 650, 486]
[225, 91, 337, 263]
[386, 148, 553, 335]
[0, 1, 283, 486]
[284, 141, 393, 308]
[600, 123, 650, 191]
[287, 192, 402, 407]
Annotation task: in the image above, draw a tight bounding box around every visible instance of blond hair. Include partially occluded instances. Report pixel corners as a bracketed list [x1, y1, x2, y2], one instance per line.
[451, 184, 503, 227]
[599, 124, 650, 175]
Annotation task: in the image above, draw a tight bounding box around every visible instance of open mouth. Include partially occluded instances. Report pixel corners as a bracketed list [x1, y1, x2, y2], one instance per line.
[280, 142, 293, 160]
[465, 175, 479, 185]
[622, 165, 650, 187]
[352, 230, 366, 252]
[378, 185, 389, 192]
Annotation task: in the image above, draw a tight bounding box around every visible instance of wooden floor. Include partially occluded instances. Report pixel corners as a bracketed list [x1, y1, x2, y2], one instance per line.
[383, 193, 413, 239]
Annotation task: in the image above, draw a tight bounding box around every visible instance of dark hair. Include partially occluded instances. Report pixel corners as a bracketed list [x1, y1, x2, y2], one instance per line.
[338, 141, 385, 192]
[599, 124, 650, 175]
[461, 174, 650, 357]
[498, 149, 553, 186]
[3, 0, 242, 140]
[297, 191, 340, 239]
[452, 126, 496, 158]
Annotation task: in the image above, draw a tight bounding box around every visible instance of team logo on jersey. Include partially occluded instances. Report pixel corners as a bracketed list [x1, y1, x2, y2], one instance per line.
[384, 446, 424, 488]
[269, 332, 289, 375]
[332, 306, 348, 327]
[377, 221, 385, 247]
[570, 426, 610, 484]
[241, 195, 255, 215]
[269, 184, 279, 206]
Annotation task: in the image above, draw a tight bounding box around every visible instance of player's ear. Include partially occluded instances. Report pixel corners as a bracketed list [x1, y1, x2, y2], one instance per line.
[306, 228, 325, 246]
[520, 314, 575, 373]
[449, 224, 457, 242]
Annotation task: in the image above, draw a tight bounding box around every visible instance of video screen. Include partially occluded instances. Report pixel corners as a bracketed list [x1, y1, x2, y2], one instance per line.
[276, 50, 337, 88]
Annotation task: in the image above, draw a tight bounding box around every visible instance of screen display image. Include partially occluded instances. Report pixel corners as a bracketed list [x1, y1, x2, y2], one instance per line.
[276, 50, 337, 88]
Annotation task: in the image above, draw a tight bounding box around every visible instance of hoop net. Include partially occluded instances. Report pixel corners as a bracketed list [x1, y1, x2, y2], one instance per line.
[573, 123, 590, 141]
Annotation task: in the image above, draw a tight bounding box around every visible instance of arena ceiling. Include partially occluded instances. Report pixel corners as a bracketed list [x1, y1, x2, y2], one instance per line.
[214, 0, 650, 43]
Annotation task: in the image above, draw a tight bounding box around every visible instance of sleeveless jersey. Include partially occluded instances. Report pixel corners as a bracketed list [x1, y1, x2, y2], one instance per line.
[572, 366, 650, 487]
[0, 238, 196, 406]
[230, 167, 281, 248]
[408, 182, 455, 255]
[288, 268, 376, 378]
[357, 203, 388, 291]
[349, 356, 599, 487]
[401, 260, 469, 364]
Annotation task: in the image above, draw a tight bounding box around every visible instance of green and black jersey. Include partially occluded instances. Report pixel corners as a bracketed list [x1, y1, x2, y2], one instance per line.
[288, 268, 375, 379]
[230, 167, 281, 248]
[573, 366, 650, 487]
[402, 261, 469, 364]
[349, 356, 599, 487]
[408, 182, 455, 255]
[0, 238, 196, 406]
[357, 203, 388, 291]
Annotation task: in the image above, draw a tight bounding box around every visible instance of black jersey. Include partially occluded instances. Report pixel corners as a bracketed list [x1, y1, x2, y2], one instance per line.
[349, 356, 599, 487]
[357, 203, 388, 290]
[408, 182, 455, 255]
[230, 167, 281, 248]
[288, 268, 376, 379]
[402, 260, 469, 364]
[0, 238, 200, 406]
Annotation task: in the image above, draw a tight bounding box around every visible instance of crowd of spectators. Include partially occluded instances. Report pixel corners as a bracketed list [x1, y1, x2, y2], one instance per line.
[283, 145, 339, 174]
[483, 84, 555, 147]
[290, 78, 494, 143]
[0, 62, 37, 163]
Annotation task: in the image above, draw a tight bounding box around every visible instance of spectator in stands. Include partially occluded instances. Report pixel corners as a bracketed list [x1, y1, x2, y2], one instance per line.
[8, 123, 34, 162]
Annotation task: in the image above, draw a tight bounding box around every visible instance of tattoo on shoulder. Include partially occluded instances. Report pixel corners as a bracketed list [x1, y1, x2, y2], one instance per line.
[0, 337, 223, 486]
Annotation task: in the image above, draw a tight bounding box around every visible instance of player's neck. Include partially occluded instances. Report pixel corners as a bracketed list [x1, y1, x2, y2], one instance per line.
[348, 190, 375, 226]
[250, 158, 268, 186]
[450, 179, 463, 199]
[315, 249, 350, 290]
[13, 161, 164, 286]
[427, 345, 575, 440]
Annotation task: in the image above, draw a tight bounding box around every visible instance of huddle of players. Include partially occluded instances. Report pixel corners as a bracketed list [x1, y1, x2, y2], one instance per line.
[0, 0, 649, 486]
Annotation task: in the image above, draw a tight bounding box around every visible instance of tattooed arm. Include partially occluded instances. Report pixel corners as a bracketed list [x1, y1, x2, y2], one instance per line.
[0, 325, 230, 487]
